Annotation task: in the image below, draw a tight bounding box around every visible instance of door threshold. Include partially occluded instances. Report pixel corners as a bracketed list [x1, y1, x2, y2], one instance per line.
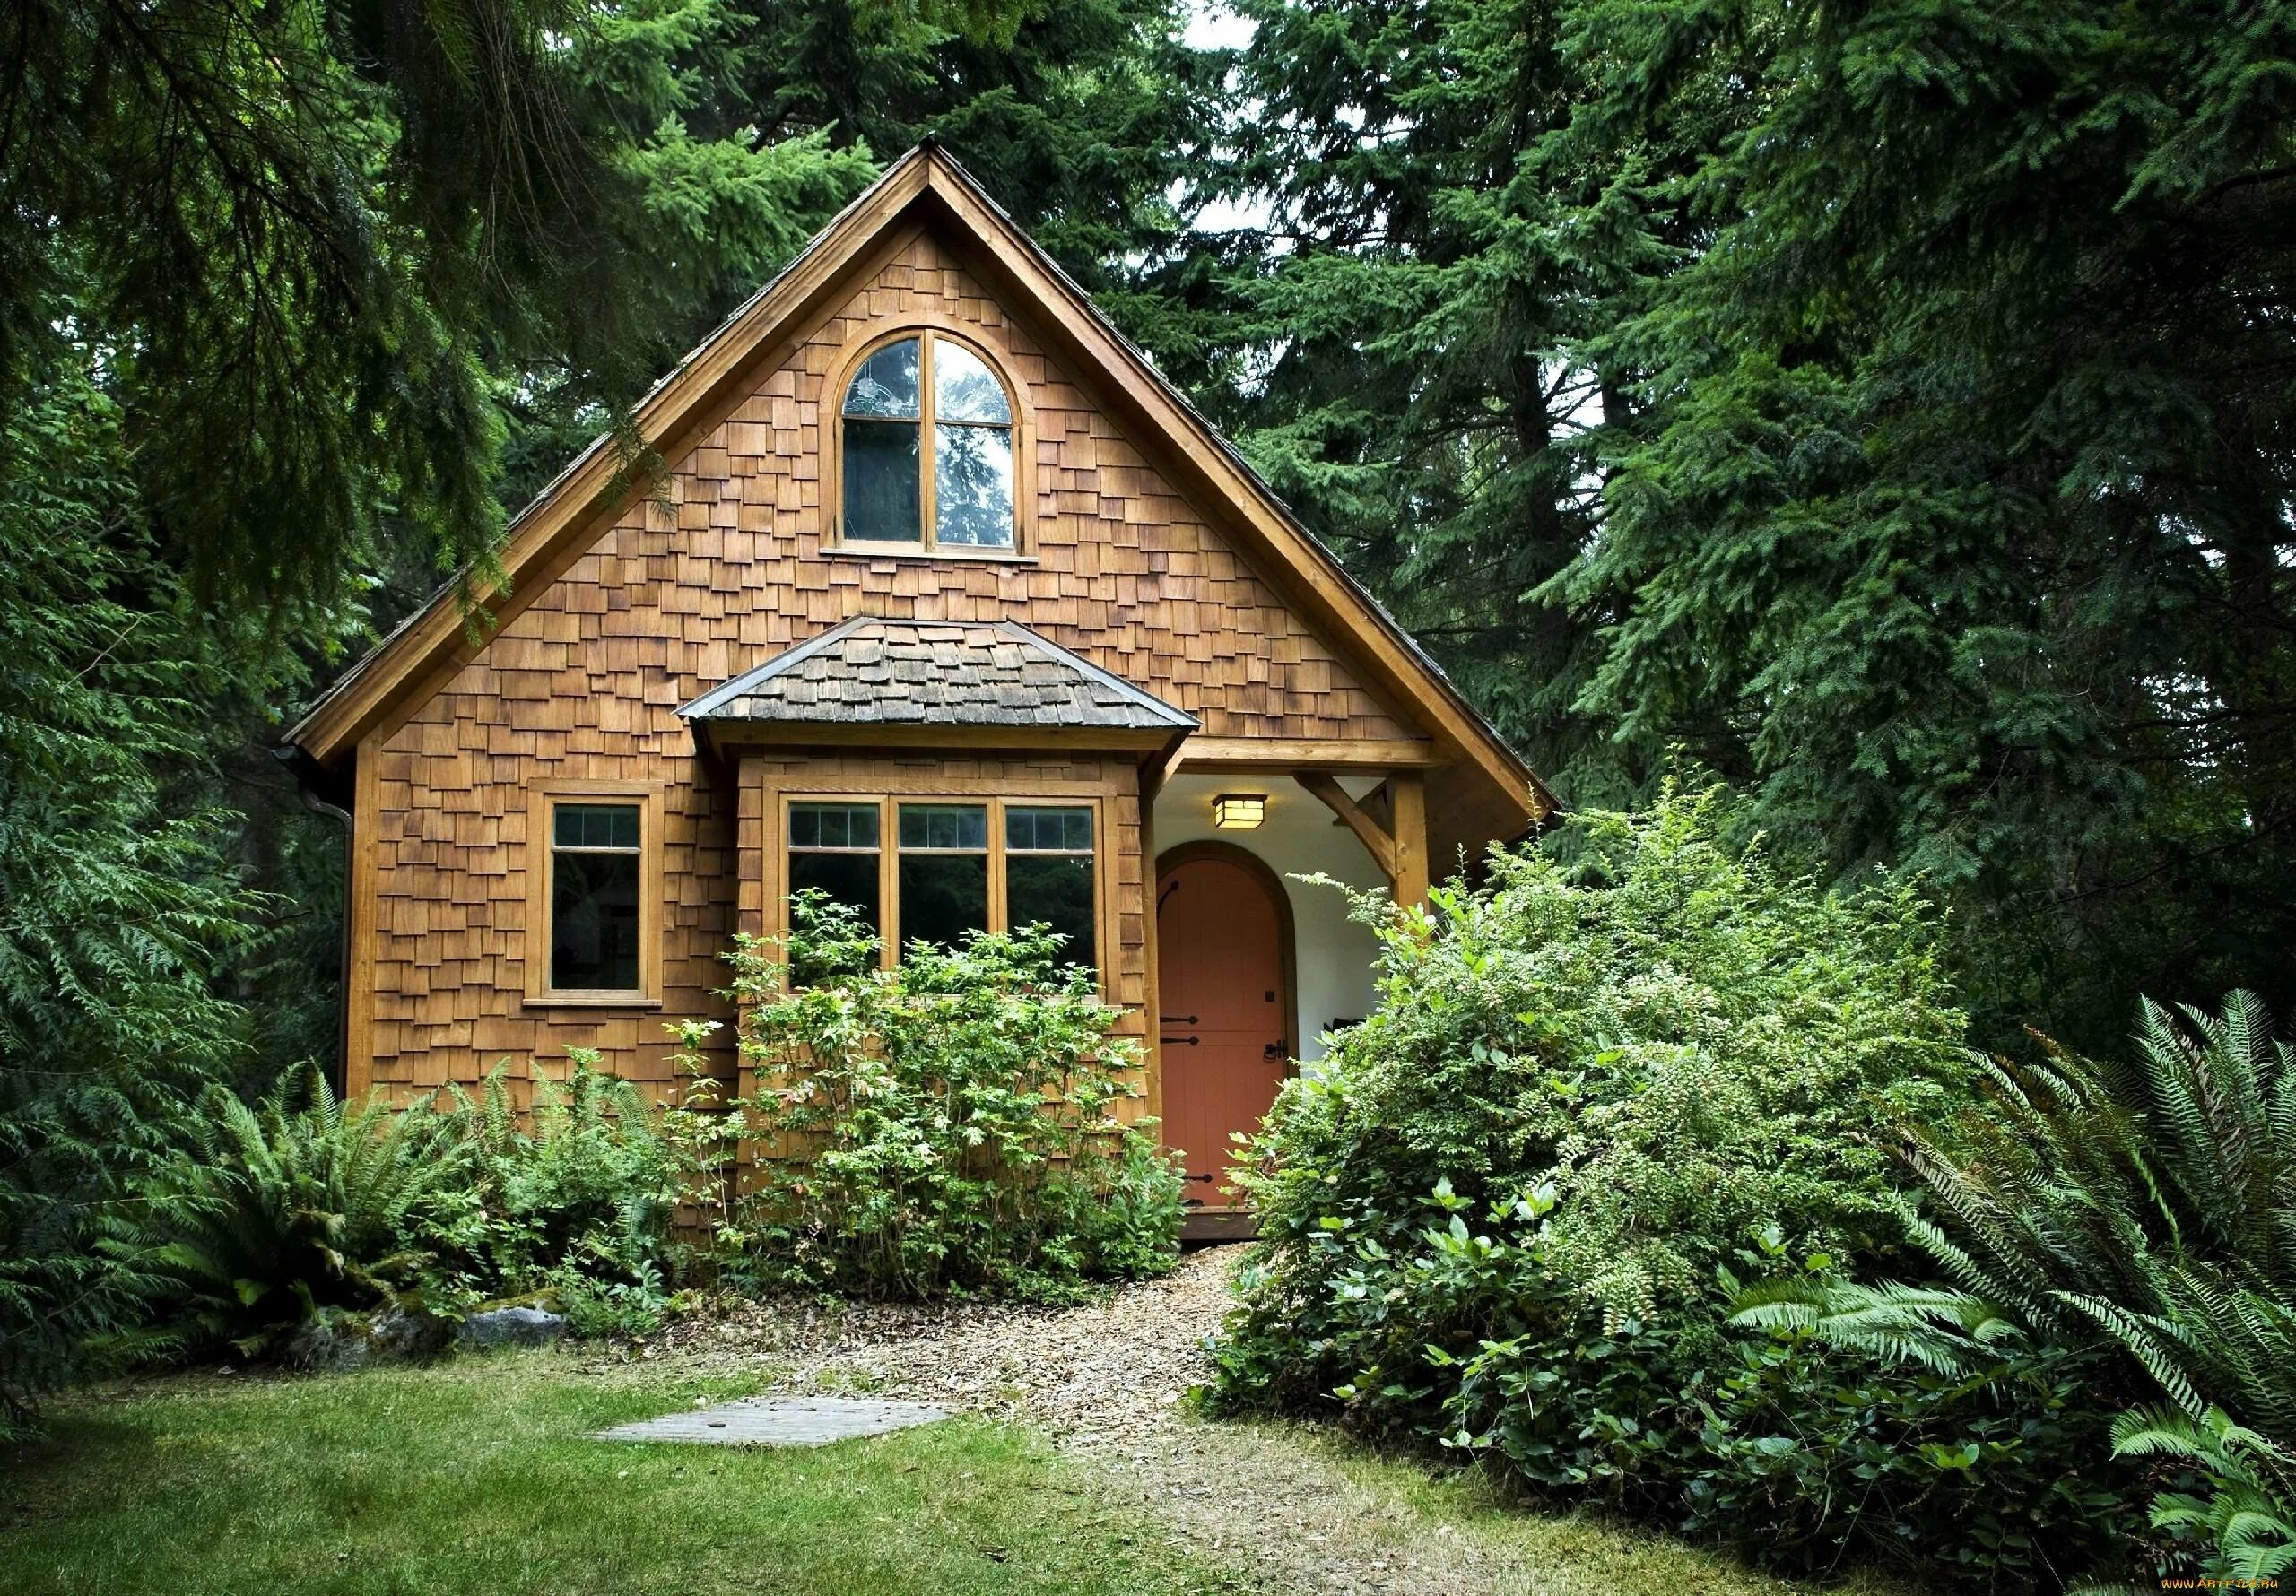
[1181, 1210, 1259, 1244]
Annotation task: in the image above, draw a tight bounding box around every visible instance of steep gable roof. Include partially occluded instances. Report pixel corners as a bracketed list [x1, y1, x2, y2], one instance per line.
[283, 142, 1552, 822]
[677, 617, 1196, 734]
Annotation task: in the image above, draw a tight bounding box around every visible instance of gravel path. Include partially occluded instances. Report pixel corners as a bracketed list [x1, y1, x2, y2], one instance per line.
[654, 1248, 1535, 1595]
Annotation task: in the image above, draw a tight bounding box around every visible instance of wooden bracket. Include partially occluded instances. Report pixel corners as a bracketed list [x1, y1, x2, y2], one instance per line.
[1299, 770, 1428, 906]
[1298, 772, 1396, 879]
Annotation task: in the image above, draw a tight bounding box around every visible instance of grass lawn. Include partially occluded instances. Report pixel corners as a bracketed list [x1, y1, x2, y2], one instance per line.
[1219, 1418, 1920, 1596]
[0, 1355, 1239, 1596]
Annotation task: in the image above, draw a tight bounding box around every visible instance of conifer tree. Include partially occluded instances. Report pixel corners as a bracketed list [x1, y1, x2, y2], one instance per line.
[1184, 0, 2294, 1040]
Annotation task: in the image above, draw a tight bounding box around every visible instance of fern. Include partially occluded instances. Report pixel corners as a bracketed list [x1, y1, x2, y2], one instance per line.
[1731, 992, 2296, 1577]
[2110, 1407, 2296, 1582]
[138, 1067, 471, 1358]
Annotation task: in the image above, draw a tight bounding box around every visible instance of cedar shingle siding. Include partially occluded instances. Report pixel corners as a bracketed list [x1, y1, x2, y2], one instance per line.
[358, 229, 1414, 1097]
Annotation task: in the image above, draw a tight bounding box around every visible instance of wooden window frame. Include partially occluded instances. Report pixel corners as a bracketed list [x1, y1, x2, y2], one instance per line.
[776, 789, 1111, 993]
[525, 780, 665, 1008]
[823, 323, 1031, 559]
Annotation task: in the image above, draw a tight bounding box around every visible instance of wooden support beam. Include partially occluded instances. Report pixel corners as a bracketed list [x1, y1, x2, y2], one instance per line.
[1297, 772, 1397, 881]
[1181, 737, 1443, 772]
[1390, 771, 1429, 907]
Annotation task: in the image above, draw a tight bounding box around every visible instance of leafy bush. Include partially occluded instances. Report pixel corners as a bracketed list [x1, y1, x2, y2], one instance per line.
[1740, 993, 2296, 1580]
[138, 1067, 471, 1358]
[728, 895, 1182, 1298]
[1209, 788, 2143, 1585]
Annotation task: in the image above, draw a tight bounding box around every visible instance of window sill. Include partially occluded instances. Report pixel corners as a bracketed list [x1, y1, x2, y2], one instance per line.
[824, 542, 1037, 568]
[524, 993, 663, 1011]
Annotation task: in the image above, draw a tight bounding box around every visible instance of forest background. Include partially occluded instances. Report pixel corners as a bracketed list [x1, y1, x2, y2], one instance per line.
[4, 0, 2289, 1342]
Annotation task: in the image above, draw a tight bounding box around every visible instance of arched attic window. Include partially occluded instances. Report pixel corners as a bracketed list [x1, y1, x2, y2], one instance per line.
[839, 331, 1018, 551]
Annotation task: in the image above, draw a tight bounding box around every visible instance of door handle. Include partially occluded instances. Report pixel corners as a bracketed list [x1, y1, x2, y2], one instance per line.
[1263, 1038, 1287, 1061]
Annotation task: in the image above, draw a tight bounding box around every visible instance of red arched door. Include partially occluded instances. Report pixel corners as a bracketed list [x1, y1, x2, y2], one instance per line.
[1156, 849, 1291, 1210]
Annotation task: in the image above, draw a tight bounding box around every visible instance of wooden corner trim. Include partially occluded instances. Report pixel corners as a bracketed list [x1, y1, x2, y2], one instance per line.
[345, 737, 381, 1097]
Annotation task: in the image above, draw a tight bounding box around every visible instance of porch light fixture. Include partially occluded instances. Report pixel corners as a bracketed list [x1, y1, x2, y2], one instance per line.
[1212, 792, 1267, 830]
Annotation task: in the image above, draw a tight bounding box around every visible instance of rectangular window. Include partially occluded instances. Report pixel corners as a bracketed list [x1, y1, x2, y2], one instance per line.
[778, 795, 1099, 981]
[896, 802, 989, 952]
[842, 419, 922, 542]
[549, 802, 642, 993]
[1004, 806, 1096, 971]
[787, 802, 883, 985]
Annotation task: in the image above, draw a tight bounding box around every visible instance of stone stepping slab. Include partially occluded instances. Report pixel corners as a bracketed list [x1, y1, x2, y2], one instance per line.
[594, 1396, 950, 1449]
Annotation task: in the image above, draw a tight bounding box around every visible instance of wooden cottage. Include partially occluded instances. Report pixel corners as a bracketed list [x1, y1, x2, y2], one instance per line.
[282, 143, 1553, 1227]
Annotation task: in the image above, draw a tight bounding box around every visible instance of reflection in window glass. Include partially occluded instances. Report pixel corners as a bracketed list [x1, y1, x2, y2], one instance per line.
[842, 419, 920, 542]
[550, 802, 641, 991]
[1004, 806, 1092, 853]
[1004, 806, 1094, 971]
[900, 855, 988, 950]
[844, 338, 921, 418]
[934, 341, 1011, 422]
[897, 802, 988, 950]
[787, 802, 883, 984]
[898, 803, 988, 851]
[935, 423, 1014, 548]
[556, 803, 640, 849]
[1007, 855, 1094, 971]
[789, 802, 881, 851]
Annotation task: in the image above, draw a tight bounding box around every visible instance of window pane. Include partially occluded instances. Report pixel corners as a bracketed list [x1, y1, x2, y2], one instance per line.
[934, 424, 1014, 548]
[1007, 854, 1095, 972]
[1005, 806, 1091, 853]
[843, 338, 920, 418]
[790, 802, 880, 851]
[554, 802, 638, 850]
[899, 854, 988, 950]
[787, 852, 882, 986]
[934, 341, 1010, 423]
[789, 852, 881, 926]
[843, 419, 921, 542]
[898, 803, 987, 851]
[551, 851, 640, 990]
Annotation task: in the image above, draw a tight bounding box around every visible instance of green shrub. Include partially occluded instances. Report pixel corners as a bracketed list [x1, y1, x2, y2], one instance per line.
[138, 1066, 470, 1358]
[728, 895, 1182, 1298]
[434, 1054, 684, 1331]
[1738, 993, 2296, 1580]
[1209, 788, 2136, 1585]
[135, 1054, 696, 1358]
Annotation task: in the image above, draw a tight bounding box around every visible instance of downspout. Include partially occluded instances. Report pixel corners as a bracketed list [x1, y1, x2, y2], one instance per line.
[272, 744, 354, 1098]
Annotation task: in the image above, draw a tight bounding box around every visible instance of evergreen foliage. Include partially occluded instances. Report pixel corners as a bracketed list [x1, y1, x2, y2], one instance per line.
[1183, 0, 2296, 1045]
[1733, 993, 2296, 1578]
[0, 351, 265, 1431]
[2, 0, 885, 607]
